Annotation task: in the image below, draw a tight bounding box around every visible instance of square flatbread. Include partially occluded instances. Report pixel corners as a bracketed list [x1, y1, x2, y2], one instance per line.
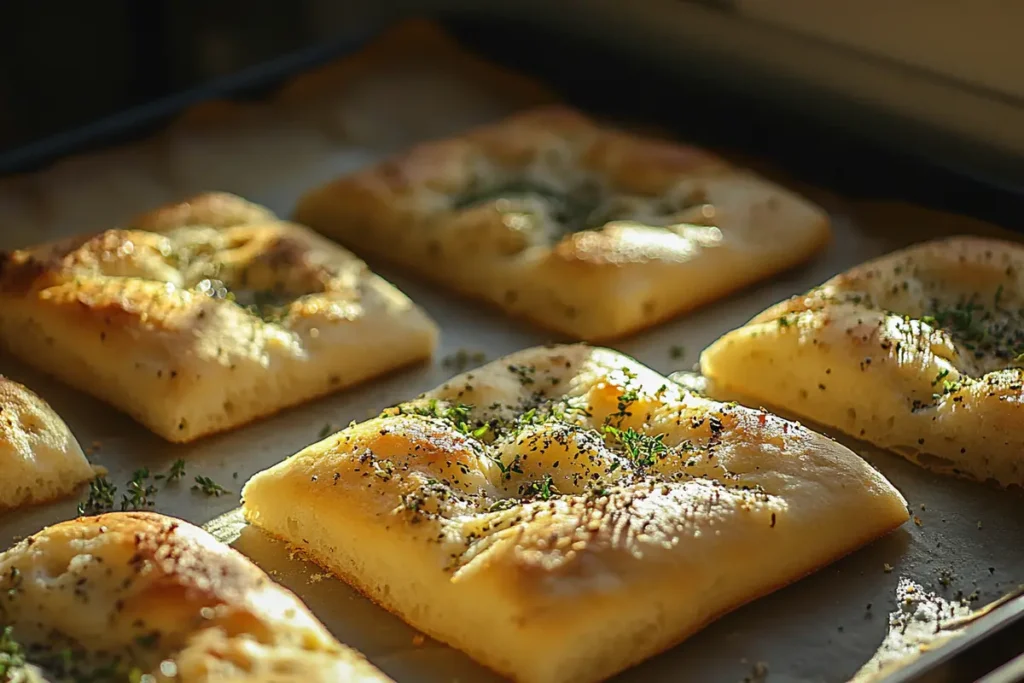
[700, 236, 1024, 487]
[0, 377, 94, 509]
[294, 106, 831, 341]
[242, 344, 908, 683]
[0, 512, 391, 681]
[0, 192, 439, 443]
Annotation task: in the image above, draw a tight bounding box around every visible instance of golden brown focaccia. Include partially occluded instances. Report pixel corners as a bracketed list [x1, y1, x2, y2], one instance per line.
[700, 236, 1024, 487]
[0, 377, 94, 510]
[294, 106, 832, 341]
[0, 512, 391, 682]
[0, 192, 439, 443]
[242, 344, 908, 683]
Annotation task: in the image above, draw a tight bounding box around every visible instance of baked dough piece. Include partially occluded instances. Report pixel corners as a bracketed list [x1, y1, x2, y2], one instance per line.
[242, 344, 908, 683]
[0, 512, 391, 682]
[0, 192, 439, 443]
[294, 106, 831, 341]
[0, 377, 94, 509]
[700, 236, 1024, 487]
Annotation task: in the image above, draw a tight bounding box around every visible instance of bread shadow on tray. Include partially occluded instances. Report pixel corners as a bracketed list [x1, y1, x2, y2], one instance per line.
[625, 527, 911, 683]
[228, 511, 912, 683]
[231, 521, 505, 682]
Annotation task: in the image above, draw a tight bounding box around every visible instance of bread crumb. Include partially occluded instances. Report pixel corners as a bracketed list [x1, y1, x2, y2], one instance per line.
[913, 516, 923, 527]
[884, 563, 894, 573]
[309, 572, 327, 584]
[412, 634, 426, 646]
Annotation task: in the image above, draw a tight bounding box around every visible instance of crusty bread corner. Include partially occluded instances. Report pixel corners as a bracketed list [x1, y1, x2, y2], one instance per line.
[242, 344, 908, 683]
[0, 192, 438, 443]
[701, 235, 1024, 487]
[0, 376, 94, 510]
[0, 511, 392, 682]
[293, 106, 830, 342]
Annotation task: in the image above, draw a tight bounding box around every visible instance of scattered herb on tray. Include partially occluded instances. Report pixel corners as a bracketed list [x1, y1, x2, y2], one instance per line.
[78, 475, 118, 515]
[192, 476, 230, 497]
[120, 468, 157, 511]
[154, 459, 186, 483]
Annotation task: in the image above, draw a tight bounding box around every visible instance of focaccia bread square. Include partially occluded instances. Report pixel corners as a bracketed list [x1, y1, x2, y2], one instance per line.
[294, 106, 831, 341]
[700, 236, 1024, 487]
[0, 512, 391, 682]
[0, 192, 439, 443]
[242, 344, 908, 683]
[0, 377, 94, 510]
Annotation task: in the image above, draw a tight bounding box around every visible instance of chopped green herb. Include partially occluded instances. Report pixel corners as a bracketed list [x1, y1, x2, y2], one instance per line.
[120, 468, 158, 511]
[522, 474, 557, 501]
[608, 381, 640, 421]
[669, 345, 686, 360]
[488, 453, 524, 480]
[441, 349, 487, 372]
[155, 459, 186, 483]
[604, 425, 667, 468]
[507, 364, 536, 386]
[0, 626, 26, 678]
[192, 476, 230, 497]
[518, 408, 539, 427]
[78, 475, 118, 515]
[942, 380, 962, 394]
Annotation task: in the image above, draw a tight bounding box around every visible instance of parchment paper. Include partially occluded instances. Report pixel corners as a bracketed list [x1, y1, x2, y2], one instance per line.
[0, 20, 1021, 683]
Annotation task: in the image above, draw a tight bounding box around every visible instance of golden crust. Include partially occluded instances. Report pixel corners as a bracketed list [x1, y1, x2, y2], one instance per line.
[0, 192, 439, 443]
[294, 106, 831, 341]
[0, 377, 94, 509]
[0, 512, 391, 682]
[242, 344, 908, 683]
[701, 235, 1024, 487]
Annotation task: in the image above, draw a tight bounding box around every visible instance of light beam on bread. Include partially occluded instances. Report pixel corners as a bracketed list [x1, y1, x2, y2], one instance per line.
[0, 192, 438, 443]
[294, 106, 831, 341]
[242, 344, 908, 683]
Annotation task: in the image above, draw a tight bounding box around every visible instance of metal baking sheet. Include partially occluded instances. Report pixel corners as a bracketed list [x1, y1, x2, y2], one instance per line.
[1, 22, 1022, 683]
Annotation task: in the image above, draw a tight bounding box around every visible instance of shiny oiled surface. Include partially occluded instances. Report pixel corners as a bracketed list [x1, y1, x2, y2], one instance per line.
[0, 23, 1022, 683]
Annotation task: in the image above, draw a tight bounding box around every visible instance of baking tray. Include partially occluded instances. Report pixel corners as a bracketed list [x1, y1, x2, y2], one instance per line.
[1, 17, 1022, 683]
[436, 1, 1024, 210]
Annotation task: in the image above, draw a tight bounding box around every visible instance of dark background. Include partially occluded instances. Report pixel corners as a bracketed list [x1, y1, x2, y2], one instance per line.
[0, 0, 1021, 229]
